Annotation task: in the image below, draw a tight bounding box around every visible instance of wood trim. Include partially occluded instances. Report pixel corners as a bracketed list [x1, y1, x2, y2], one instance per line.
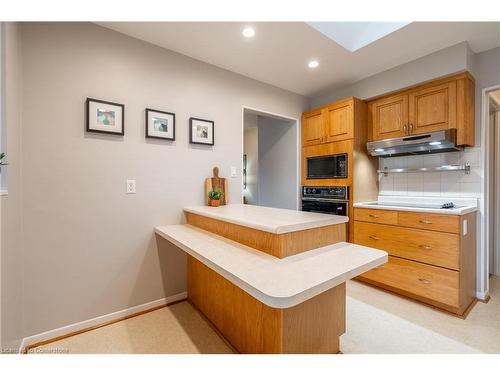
[364, 71, 474, 102]
[23, 298, 187, 354]
[456, 76, 476, 146]
[459, 212, 477, 313]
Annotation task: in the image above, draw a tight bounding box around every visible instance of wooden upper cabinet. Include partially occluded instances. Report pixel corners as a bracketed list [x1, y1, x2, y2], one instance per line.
[369, 94, 408, 141]
[325, 100, 353, 142]
[302, 108, 325, 147]
[408, 81, 456, 135]
[367, 72, 475, 146]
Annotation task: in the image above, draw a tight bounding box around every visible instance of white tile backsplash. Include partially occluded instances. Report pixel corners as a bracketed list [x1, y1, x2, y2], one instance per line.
[407, 172, 424, 195]
[423, 171, 441, 196]
[393, 173, 408, 195]
[379, 149, 481, 198]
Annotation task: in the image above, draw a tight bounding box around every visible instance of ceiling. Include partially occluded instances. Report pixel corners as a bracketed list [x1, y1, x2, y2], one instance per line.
[98, 22, 500, 97]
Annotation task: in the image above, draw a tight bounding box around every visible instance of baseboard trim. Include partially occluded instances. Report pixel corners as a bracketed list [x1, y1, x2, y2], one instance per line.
[20, 291, 187, 353]
[476, 290, 489, 301]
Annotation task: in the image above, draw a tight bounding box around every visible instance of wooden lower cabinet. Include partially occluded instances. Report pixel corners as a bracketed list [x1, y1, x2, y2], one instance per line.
[357, 256, 459, 309]
[354, 221, 459, 270]
[354, 208, 476, 316]
[187, 256, 345, 354]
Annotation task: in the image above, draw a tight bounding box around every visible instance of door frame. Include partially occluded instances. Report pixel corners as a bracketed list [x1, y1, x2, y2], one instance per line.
[241, 105, 300, 210]
[495, 109, 500, 277]
[481, 84, 500, 299]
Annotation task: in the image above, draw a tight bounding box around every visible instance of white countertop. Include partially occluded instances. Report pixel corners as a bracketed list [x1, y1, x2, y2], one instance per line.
[155, 224, 387, 308]
[354, 196, 478, 216]
[183, 204, 348, 234]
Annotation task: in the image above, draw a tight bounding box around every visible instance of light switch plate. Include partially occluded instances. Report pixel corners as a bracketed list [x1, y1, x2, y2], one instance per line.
[463, 219, 468, 236]
[126, 179, 136, 194]
[230, 166, 237, 177]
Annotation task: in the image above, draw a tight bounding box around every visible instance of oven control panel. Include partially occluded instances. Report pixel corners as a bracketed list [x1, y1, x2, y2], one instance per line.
[302, 186, 348, 201]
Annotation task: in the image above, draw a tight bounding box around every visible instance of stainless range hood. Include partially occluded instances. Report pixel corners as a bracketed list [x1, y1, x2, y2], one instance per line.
[367, 129, 463, 157]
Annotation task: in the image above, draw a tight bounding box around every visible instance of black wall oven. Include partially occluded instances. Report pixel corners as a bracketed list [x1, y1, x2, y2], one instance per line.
[306, 153, 348, 179]
[301, 186, 348, 216]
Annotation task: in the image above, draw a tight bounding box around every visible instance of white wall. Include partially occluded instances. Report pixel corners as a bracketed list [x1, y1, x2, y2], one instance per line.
[7, 22, 308, 341]
[257, 116, 298, 210]
[243, 125, 259, 205]
[1, 22, 24, 351]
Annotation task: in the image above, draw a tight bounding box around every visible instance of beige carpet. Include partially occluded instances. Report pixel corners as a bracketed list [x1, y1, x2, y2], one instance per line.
[31, 277, 500, 354]
[344, 278, 500, 354]
[29, 302, 233, 354]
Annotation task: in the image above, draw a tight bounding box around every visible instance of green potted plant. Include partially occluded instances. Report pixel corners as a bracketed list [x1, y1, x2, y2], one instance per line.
[0, 153, 6, 166]
[208, 189, 224, 207]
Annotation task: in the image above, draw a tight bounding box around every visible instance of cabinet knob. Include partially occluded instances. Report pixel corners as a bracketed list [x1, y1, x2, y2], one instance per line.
[419, 220, 433, 224]
[409, 123, 414, 134]
[418, 278, 432, 285]
[403, 124, 407, 134]
[419, 245, 432, 250]
[369, 235, 380, 240]
[369, 214, 379, 218]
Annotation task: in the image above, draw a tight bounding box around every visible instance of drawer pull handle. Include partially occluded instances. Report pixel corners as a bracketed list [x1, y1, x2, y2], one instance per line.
[369, 214, 380, 218]
[418, 278, 432, 285]
[369, 235, 380, 240]
[419, 245, 432, 250]
[419, 220, 433, 224]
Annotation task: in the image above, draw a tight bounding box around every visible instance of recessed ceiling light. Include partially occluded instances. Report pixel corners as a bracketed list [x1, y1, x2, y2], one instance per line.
[242, 27, 255, 38]
[308, 60, 319, 68]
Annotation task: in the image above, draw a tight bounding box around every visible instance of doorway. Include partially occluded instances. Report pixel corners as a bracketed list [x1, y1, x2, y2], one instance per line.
[242, 107, 299, 210]
[489, 90, 500, 276]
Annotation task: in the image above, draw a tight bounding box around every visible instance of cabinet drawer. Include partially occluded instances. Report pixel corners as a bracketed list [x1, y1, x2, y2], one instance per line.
[359, 256, 459, 308]
[353, 222, 459, 270]
[353, 208, 398, 225]
[398, 211, 459, 234]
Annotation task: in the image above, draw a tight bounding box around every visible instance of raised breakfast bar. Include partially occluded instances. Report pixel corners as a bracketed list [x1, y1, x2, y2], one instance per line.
[155, 204, 387, 354]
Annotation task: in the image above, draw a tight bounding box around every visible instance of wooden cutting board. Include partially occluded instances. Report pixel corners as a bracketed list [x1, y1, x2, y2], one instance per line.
[205, 166, 228, 205]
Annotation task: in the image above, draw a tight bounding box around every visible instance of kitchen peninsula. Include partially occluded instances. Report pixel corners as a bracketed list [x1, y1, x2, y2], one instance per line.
[155, 204, 387, 354]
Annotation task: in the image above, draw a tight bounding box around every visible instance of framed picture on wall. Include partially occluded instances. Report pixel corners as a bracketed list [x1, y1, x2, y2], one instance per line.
[145, 108, 175, 140]
[86, 98, 125, 135]
[189, 117, 214, 145]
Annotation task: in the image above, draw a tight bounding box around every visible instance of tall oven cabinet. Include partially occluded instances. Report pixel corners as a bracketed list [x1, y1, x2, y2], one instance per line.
[301, 97, 378, 241]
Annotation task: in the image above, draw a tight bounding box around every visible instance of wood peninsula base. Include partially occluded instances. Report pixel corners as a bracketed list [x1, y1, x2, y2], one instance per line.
[185, 212, 346, 258]
[156, 204, 387, 354]
[188, 256, 345, 354]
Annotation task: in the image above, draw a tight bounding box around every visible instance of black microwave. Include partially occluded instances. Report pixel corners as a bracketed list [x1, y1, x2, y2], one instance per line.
[306, 153, 348, 179]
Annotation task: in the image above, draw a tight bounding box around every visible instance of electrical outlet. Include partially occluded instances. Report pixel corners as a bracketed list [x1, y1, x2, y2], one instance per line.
[126, 179, 136, 194]
[230, 166, 237, 177]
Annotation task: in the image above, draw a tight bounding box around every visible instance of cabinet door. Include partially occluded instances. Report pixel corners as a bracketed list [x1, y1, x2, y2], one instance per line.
[408, 81, 456, 135]
[302, 109, 325, 147]
[325, 100, 353, 142]
[370, 94, 408, 141]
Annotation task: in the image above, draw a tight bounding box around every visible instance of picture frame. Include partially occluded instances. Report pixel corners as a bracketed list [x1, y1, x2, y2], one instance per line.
[189, 117, 214, 145]
[145, 108, 176, 140]
[86, 98, 125, 135]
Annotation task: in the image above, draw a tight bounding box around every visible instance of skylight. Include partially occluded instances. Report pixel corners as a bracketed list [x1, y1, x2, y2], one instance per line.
[307, 22, 410, 52]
